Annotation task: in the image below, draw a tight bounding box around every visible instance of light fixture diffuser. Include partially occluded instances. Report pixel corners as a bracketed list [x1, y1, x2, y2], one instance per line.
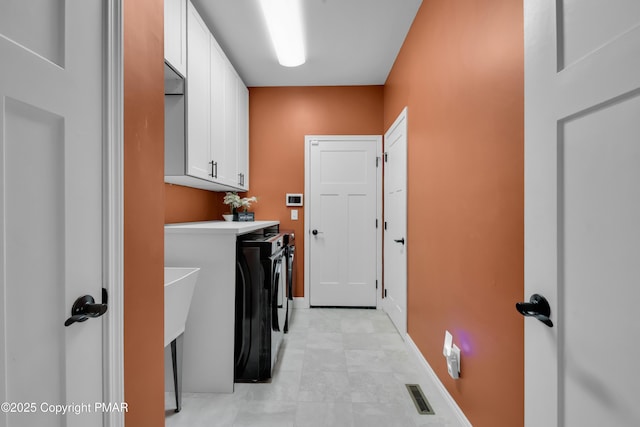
[258, 0, 306, 67]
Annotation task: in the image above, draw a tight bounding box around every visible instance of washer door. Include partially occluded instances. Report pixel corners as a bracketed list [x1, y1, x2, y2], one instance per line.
[234, 250, 252, 375]
[271, 255, 283, 332]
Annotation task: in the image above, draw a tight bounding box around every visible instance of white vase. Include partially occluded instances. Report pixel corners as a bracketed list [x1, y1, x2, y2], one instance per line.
[222, 214, 234, 222]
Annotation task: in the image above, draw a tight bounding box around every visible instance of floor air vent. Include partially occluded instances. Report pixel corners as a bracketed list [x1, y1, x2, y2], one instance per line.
[405, 384, 435, 415]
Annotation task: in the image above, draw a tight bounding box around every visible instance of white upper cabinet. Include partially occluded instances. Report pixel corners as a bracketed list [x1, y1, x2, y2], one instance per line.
[165, 0, 250, 192]
[164, 0, 187, 77]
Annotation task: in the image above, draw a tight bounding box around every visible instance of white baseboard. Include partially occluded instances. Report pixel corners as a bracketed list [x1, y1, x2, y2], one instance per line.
[405, 334, 473, 427]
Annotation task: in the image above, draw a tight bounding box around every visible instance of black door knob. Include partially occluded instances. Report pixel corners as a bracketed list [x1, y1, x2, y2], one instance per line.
[65, 292, 108, 327]
[312, 229, 318, 235]
[516, 294, 553, 327]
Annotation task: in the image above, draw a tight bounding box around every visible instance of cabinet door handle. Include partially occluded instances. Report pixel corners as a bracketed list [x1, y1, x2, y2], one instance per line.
[212, 161, 218, 178]
[209, 161, 214, 177]
[238, 173, 242, 186]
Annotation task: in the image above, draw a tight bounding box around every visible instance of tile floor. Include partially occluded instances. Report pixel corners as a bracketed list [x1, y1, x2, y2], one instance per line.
[165, 308, 463, 427]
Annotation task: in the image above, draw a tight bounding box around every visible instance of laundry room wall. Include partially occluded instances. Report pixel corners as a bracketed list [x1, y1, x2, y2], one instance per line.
[123, 0, 165, 424]
[383, 0, 525, 425]
[165, 184, 224, 223]
[248, 85, 384, 296]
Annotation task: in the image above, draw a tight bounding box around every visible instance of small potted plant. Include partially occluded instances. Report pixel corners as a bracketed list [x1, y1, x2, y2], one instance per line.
[223, 192, 258, 221]
[222, 192, 241, 221]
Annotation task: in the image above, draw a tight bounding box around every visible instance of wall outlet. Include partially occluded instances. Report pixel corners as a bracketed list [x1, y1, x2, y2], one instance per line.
[448, 344, 461, 378]
[443, 330, 460, 379]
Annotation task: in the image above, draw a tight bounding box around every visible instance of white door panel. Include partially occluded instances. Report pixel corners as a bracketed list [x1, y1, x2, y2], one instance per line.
[308, 137, 380, 307]
[383, 108, 407, 337]
[525, 1, 640, 426]
[0, 1, 105, 426]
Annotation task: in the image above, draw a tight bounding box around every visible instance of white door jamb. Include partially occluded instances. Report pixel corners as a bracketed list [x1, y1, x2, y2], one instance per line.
[104, 1, 125, 425]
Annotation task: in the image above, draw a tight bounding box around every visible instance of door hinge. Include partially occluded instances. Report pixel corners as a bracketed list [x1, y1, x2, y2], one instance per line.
[376, 280, 378, 289]
[376, 157, 379, 167]
[384, 289, 387, 298]
[384, 221, 387, 230]
[376, 219, 378, 228]
[384, 152, 388, 162]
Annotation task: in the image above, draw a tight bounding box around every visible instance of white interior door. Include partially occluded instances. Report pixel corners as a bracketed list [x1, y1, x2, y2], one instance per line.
[0, 2, 106, 426]
[307, 136, 381, 307]
[524, 2, 640, 426]
[383, 108, 407, 337]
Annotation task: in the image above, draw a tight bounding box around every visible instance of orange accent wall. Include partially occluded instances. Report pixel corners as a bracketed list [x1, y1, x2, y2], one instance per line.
[123, 0, 165, 424]
[165, 184, 224, 223]
[249, 86, 384, 296]
[384, 1, 524, 426]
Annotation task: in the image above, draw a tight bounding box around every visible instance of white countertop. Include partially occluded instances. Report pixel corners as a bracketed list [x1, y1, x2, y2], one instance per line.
[165, 220, 279, 235]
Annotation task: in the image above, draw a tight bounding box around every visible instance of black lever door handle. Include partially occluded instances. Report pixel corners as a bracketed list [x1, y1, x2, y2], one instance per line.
[65, 292, 108, 327]
[393, 238, 405, 245]
[515, 294, 553, 327]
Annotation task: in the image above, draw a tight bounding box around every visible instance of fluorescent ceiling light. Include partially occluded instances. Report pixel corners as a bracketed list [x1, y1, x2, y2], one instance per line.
[259, 0, 306, 67]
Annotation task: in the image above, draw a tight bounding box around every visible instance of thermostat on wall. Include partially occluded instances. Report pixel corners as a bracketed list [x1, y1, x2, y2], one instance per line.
[286, 193, 304, 207]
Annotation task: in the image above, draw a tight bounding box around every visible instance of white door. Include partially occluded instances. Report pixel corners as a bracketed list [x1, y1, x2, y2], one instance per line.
[383, 108, 407, 337]
[0, 2, 106, 426]
[307, 136, 381, 307]
[524, 2, 640, 426]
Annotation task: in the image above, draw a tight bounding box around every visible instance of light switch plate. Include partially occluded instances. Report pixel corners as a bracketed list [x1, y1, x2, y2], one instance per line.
[443, 330, 453, 357]
[291, 209, 298, 220]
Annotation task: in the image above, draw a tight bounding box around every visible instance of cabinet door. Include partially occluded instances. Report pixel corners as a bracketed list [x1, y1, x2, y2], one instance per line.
[210, 37, 226, 183]
[164, 0, 187, 77]
[236, 81, 249, 190]
[186, 2, 212, 180]
[222, 63, 239, 187]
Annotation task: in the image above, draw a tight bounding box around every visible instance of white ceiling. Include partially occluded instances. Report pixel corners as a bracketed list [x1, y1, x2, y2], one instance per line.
[190, 0, 423, 87]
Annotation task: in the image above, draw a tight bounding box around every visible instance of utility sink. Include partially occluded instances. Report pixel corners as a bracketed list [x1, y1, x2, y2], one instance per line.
[164, 267, 199, 413]
[164, 267, 199, 347]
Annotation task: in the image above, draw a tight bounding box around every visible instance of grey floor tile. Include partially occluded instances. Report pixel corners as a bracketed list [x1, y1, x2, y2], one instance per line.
[345, 349, 392, 373]
[303, 347, 348, 372]
[164, 308, 463, 427]
[295, 402, 354, 427]
[343, 333, 382, 350]
[340, 318, 375, 333]
[306, 331, 344, 350]
[298, 370, 352, 402]
[348, 371, 408, 404]
[352, 402, 418, 427]
[232, 401, 297, 427]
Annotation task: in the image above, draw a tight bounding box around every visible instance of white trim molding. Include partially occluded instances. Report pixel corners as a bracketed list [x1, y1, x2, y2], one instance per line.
[103, 0, 125, 425]
[405, 334, 473, 427]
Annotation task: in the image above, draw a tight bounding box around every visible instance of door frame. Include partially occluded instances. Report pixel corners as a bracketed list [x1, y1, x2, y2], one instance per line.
[104, 1, 125, 426]
[303, 135, 383, 309]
